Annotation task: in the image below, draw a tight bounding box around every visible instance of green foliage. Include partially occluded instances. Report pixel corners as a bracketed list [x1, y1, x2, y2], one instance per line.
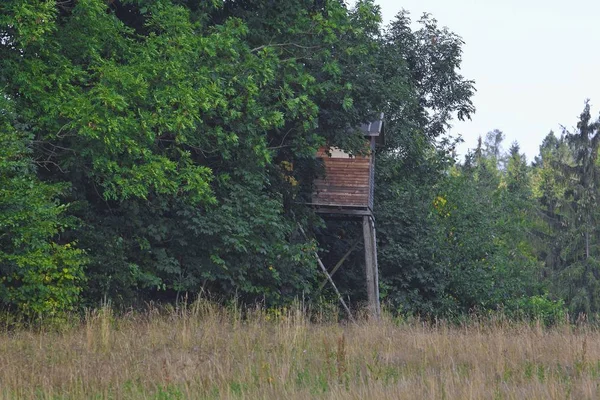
[375, 149, 452, 314]
[372, 12, 479, 315]
[375, 118, 544, 317]
[5, 0, 562, 322]
[513, 295, 567, 326]
[531, 103, 600, 316]
[0, 95, 85, 317]
[434, 155, 540, 315]
[2, 0, 330, 307]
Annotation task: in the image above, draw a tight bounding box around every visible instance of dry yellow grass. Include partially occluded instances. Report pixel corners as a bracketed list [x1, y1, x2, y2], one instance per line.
[0, 302, 599, 399]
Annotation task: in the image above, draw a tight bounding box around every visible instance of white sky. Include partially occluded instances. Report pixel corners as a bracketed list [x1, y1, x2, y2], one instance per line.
[376, 0, 600, 162]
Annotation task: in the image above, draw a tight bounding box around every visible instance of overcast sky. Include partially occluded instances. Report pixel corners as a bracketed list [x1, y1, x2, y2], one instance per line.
[376, 0, 600, 162]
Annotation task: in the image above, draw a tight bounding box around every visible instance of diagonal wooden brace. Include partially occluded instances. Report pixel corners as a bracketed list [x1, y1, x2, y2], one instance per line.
[318, 236, 362, 291]
[298, 224, 356, 323]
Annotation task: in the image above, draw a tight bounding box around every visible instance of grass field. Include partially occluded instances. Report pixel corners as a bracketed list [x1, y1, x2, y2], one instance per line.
[1, 302, 599, 399]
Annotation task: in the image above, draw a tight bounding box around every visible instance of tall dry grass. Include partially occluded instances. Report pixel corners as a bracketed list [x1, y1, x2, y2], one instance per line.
[0, 302, 599, 399]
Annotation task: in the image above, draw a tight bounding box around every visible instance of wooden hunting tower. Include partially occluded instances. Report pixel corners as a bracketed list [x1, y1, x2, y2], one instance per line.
[309, 114, 384, 319]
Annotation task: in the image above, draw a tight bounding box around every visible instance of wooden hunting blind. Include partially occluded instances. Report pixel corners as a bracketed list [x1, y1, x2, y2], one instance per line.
[308, 114, 384, 319]
[310, 115, 384, 215]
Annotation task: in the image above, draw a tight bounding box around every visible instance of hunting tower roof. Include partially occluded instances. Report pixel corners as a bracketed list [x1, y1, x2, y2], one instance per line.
[359, 113, 385, 144]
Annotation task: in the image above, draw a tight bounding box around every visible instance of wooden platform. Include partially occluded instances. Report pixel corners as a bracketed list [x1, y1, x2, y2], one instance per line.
[307, 203, 373, 218]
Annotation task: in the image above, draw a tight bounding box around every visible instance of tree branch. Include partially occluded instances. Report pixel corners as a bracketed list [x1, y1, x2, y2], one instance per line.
[251, 43, 321, 53]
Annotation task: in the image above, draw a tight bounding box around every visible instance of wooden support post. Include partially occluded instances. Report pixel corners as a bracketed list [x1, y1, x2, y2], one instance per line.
[363, 215, 381, 319]
[370, 216, 381, 318]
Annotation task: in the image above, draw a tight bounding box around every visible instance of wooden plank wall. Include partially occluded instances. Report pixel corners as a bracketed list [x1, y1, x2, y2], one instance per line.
[312, 147, 371, 208]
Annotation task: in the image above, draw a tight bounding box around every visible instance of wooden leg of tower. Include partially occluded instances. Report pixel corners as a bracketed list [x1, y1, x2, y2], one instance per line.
[363, 215, 381, 319]
[370, 216, 381, 318]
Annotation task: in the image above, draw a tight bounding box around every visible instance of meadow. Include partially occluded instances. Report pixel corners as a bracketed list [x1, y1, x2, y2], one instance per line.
[1, 302, 599, 399]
